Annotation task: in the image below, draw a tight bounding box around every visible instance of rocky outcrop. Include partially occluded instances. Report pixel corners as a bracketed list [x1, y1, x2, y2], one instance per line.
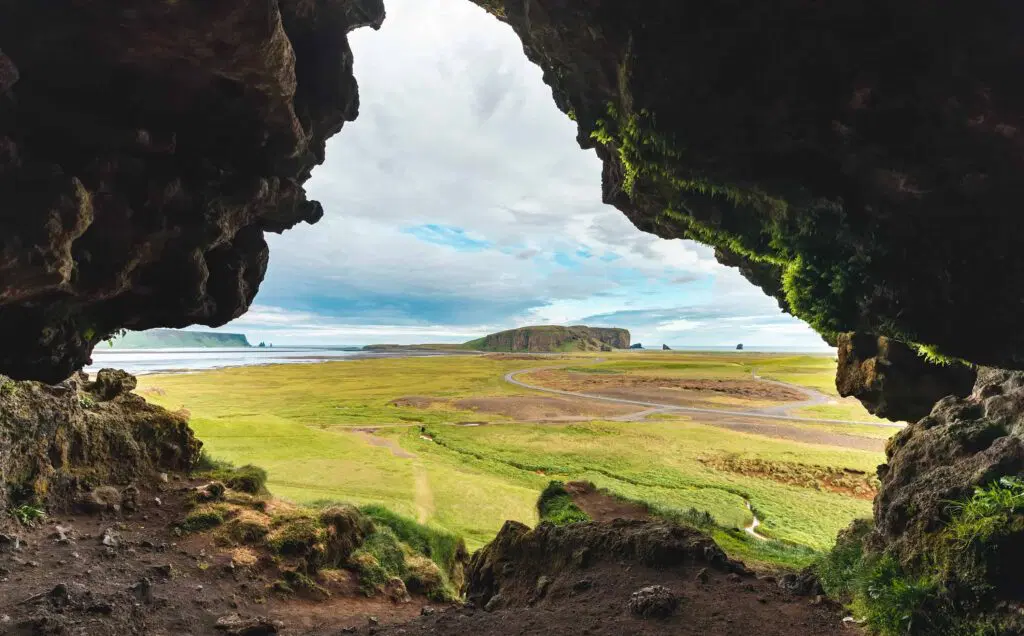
[465, 326, 629, 353]
[0, 369, 200, 513]
[874, 368, 1024, 559]
[0, 0, 384, 382]
[861, 368, 1024, 632]
[835, 333, 977, 422]
[464, 519, 737, 609]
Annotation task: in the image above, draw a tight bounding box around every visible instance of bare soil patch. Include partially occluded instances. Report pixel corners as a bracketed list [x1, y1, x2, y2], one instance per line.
[526, 370, 807, 403]
[388, 396, 445, 409]
[698, 416, 886, 452]
[700, 455, 879, 500]
[454, 395, 640, 421]
[563, 482, 651, 522]
[354, 431, 416, 459]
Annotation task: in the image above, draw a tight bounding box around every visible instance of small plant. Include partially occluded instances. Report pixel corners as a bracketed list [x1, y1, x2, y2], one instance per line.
[0, 377, 16, 397]
[12, 504, 45, 525]
[78, 394, 96, 409]
[943, 476, 1024, 549]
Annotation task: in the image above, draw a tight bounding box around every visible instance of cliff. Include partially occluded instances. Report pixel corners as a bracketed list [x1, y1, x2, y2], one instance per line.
[112, 329, 251, 349]
[465, 325, 629, 353]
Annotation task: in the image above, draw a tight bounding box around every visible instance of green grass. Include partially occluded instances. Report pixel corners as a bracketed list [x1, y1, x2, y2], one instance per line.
[139, 351, 882, 565]
[537, 481, 590, 525]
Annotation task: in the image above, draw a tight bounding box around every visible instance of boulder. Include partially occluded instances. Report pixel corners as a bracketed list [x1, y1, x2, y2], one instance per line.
[627, 585, 679, 619]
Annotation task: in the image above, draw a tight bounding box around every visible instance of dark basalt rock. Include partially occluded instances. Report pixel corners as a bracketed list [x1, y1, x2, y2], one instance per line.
[464, 519, 734, 610]
[835, 333, 977, 422]
[0, 0, 384, 382]
[872, 368, 1024, 561]
[0, 371, 200, 512]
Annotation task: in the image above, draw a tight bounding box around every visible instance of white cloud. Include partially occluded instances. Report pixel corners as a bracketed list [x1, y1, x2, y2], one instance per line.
[208, 0, 829, 349]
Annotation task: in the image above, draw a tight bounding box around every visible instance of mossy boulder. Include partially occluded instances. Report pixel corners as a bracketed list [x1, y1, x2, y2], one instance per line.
[0, 371, 199, 514]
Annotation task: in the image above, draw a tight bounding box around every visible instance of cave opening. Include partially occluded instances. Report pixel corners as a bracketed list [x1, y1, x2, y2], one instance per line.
[2, 0, 1024, 633]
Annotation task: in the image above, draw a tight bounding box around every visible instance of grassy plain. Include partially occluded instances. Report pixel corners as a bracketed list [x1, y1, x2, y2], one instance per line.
[138, 351, 891, 564]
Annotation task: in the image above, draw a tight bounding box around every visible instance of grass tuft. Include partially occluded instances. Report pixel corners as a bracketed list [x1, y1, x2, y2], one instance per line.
[537, 481, 590, 525]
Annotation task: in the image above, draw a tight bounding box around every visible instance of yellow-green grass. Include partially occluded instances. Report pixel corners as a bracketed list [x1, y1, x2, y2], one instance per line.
[138, 352, 881, 560]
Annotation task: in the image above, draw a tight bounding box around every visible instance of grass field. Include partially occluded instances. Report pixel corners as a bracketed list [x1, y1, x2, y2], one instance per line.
[138, 351, 890, 565]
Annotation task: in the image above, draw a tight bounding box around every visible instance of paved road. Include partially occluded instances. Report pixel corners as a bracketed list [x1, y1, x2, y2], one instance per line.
[504, 368, 904, 428]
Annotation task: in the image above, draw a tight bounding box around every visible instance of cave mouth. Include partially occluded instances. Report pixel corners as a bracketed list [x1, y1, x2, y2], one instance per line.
[3, 0, 1024, 631]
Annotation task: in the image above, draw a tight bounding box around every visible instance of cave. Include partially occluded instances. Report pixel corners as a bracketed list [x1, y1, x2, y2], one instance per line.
[3, 0, 1024, 633]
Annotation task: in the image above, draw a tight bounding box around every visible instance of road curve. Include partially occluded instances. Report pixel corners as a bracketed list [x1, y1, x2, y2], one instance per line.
[504, 368, 904, 429]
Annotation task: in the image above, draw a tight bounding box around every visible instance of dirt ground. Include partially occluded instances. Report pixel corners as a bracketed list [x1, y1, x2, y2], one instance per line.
[0, 480, 427, 635]
[339, 550, 855, 636]
[563, 482, 651, 522]
[524, 370, 808, 405]
[696, 415, 886, 452]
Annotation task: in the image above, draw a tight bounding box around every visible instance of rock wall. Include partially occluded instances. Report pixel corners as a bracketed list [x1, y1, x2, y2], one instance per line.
[0, 0, 384, 382]
[0, 369, 200, 513]
[467, 325, 630, 352]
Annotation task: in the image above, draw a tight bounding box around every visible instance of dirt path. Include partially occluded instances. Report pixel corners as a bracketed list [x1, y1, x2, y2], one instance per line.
[353, 430, 417, 459]
[413, 463, 434, 524]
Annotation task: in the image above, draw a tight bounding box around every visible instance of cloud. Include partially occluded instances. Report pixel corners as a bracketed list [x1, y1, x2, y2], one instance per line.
[206, 0, 829, 349]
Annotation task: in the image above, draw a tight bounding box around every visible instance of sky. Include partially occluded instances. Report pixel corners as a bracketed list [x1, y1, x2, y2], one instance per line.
[208, 0, 829, 350]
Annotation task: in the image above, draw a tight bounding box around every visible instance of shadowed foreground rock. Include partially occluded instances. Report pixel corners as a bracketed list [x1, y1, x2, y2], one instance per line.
[0, 369, 200, 511]
[835, 333, 977, 422]
[0, 0, 384, 382]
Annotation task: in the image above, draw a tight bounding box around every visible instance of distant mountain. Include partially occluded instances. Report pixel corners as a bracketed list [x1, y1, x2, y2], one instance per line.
[110, 329, 250, 349]
[464, 325, 630, 353]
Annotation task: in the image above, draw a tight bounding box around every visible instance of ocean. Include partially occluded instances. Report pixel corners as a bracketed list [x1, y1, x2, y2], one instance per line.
[84, 346, 465, 376]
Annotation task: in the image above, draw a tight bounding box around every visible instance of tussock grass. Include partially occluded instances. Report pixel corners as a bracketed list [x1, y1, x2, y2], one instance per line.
[537, 481, 590, 525]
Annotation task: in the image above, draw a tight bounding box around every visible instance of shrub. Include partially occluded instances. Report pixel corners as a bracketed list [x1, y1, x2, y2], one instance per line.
[817, 478, 1024, 636]
[537, 481, 590, 525]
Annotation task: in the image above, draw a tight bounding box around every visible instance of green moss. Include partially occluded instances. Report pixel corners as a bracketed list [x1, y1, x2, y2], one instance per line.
[537, 481, 590, 525]
[0, 377, 17, 397]
[266, 513, 326, 560]
[351, 527, 407, 595]
[179, 506, 225, 533]
[279, 569, 330, 600]
[194, 453, 268, 494]
[359, 504, 464, 577]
